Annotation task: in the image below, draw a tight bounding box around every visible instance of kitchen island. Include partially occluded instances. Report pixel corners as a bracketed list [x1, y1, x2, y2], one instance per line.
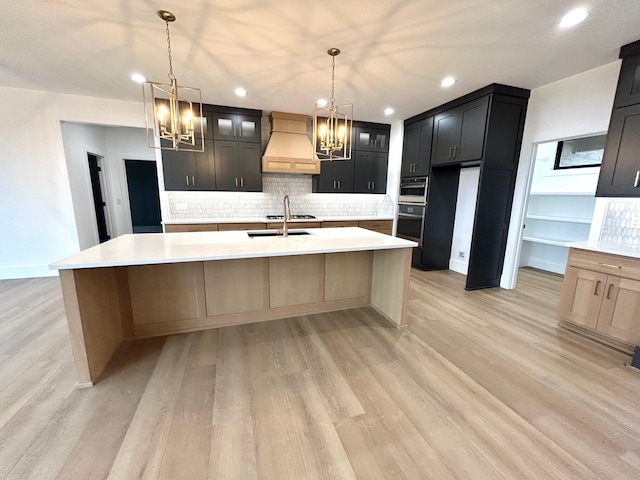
[50, 227, 416, 386]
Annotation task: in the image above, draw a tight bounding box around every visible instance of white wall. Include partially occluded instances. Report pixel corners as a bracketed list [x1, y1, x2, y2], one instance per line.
[0, 85, 147, 279]
[450, 167, 480, 274]
[60, 123, 108, 250]
[502, 61, 621, 288]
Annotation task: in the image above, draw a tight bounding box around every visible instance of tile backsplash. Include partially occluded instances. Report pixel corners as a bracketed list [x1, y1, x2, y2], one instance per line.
[167, 173, 395, 219]
[600, 198, 640, 245]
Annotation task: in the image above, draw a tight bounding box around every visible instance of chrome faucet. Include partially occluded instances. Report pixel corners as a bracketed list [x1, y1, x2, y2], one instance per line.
[280, 195, 291, 237]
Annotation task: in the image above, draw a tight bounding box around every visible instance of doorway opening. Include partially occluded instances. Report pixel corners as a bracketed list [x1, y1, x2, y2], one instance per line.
[125, 159, 162, 233]
[87, 153, 111, 243]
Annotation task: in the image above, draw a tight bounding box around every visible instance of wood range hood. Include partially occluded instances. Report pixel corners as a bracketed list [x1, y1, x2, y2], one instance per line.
[262, 112, 320, 174]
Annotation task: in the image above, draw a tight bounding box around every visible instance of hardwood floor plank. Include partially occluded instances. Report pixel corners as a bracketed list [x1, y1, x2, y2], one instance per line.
[106, 335, 193, 480]
[209, 416, 257, 480]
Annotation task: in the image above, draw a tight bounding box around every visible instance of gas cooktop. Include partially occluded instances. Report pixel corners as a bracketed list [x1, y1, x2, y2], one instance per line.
[266, 214, 317, 220]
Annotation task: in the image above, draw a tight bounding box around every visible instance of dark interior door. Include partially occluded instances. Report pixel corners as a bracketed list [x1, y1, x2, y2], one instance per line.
[125, 160, 162, 233]
[87, 153, 110, 243]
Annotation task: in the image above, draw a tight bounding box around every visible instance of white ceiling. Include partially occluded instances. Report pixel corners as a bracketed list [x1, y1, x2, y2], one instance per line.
[2, 0, 640, 123]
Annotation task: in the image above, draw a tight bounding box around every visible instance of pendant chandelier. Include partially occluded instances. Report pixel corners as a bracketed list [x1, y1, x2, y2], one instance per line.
[313, 48, 353, 161]
[142, 10, 204, 152]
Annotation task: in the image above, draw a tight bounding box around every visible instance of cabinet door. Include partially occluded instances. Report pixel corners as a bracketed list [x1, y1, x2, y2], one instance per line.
[353, 151, 387, 193]
[235, 114, 262, 143]
[192, 144, 216, 191]
[596, 276, 640, 344]
[559, 266, 607, 329]
[211, 112, 237, 141]
[237, 142, 262, 191]
[401, 122, 420, 177]
[213, 140, 241, 191]
[161, 147, 193, 191]
[596, 104, 640, 197]
[431, 109, 460, 165]
[355, 127, 389, 152]
[315, 160, 354, 192]
[613, 54, 640, 108]
[457, 97, 489, 162]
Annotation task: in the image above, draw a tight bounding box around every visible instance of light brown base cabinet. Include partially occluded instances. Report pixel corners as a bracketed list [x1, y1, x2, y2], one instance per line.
[559, 248, 640, 353]
[165, 219, 393, 235]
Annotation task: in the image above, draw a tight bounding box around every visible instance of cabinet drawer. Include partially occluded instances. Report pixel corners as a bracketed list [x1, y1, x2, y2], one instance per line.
[267, 222, 321, 229]
[322, 221, 359, 228]
[358, 220, 393, 235]
[217, 223, 267, 231]
[568, 248, 640, 281]
[164, 224, 219, 233]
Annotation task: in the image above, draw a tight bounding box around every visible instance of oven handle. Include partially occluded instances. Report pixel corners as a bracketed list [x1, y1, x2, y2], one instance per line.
[398, 213, 423, 219]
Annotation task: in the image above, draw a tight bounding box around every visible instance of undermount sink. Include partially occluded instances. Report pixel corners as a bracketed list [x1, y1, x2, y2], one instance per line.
[247, 230, 311, 238]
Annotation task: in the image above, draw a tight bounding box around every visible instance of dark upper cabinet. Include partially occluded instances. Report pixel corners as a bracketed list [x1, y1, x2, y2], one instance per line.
[314, 160, 355, 193]
[401, 117, 433, 177]
[431, 97, 489, 166]
[597, 40, 640, 197]
[353, 151, 388, 193]
[162, 141, 216, 191]
[211, 112, 261, 143]
[613, 46, 640, 108]
[596, 104, 640, 197]
[354, 126, 389, 152]
[213, 140, 262, 192]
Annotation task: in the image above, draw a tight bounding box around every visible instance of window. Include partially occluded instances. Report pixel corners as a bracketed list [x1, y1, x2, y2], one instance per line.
[554, 134, 606, 169]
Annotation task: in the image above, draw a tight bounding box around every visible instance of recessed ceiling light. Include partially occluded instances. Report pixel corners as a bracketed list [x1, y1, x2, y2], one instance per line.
[131, 73, 146, 83]
[234, 87, 247, 97]
[317, 98, 328, 107]
[559, 8, 588, 28]
[441, 77, 456, 87]
[384, 108, 395, 116]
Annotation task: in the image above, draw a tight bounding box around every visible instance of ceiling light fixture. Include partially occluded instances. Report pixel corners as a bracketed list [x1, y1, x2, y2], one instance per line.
[317, 98, 328, 107]
[384, 108, 395, 116]
[131, 73, 147, 84]
[142, 10, 204, 152]
[313, 48, 353, 161]
[559, 8, 588, 28]
[234, 87, 247, 97]
[441, 76, 456, 87]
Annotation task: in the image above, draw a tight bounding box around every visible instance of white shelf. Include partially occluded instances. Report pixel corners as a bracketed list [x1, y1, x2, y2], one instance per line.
[522, 236, 573, 247]
[525, 214, 591, 224]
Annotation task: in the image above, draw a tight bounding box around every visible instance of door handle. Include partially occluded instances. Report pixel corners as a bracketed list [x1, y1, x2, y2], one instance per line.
[241, 177, 244, 187]
[635, 170, 640, 188]
[186, 176, 190, 186]
[606, 283, 614, 299]
[333, 180, 337, 189]
[372, 181, 375, 190]
[453, 146, 458, 158]
[594, 280, 601, 295]
[338, 180, 341, 189]
[192, 176, 195, 186]
[235, 177, 238, 187]
[367, 181, 371, 189]
[448, 147, 452, 159]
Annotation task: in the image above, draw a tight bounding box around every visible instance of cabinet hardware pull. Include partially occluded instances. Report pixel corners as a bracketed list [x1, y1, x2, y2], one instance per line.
[598, 263, 621, 269]
[235, 177, 238, 187]
[635, 170, 640, 188]
[241, 177, 244, 187]
[448, 147, 452, 159]
[453, 146, 458, 158]
[338, 180, 341, 189]
[372, 181, 375, 189]
[192, 176, 195, 186]
[333, 180, 336, 189]
[594, 280, 601, 295]
[186, 176, 190, 186]
[606, 283, 614, 299]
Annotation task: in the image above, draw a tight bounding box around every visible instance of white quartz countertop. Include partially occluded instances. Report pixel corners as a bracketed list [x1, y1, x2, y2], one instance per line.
[569, 241, 640, 260]
[50, 227, 416, 270]
[163, 216, 394, 225]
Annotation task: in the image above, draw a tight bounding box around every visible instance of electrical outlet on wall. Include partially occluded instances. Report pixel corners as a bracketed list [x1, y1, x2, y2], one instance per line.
[459, 251, 465, 259]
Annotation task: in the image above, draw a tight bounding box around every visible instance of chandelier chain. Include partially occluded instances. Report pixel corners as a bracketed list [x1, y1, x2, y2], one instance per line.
[165, 20, 175, 80]
[330, 54, 336, 105]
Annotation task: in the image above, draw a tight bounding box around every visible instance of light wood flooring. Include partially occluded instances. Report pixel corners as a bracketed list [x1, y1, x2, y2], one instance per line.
[1, 268, 639, 479]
